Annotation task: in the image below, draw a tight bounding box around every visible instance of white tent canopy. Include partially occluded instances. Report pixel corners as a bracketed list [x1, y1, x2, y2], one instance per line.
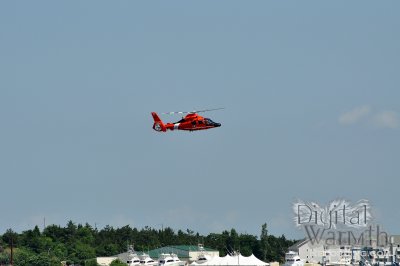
[190, 254, 269, 266]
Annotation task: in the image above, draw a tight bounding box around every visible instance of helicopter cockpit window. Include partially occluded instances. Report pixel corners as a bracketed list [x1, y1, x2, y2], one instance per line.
[204, 118, 214, 125]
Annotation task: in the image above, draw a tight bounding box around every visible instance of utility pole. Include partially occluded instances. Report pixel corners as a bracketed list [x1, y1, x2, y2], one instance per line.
[10, 237, 13, 266]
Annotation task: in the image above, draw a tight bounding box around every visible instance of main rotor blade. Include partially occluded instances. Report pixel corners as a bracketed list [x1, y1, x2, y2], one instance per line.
[161, 111, 190, 115]
[193, 107, 225, 113]
[161, 107, 224, 115]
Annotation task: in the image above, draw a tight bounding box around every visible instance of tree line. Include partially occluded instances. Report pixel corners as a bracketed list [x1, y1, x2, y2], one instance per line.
[0, 221, 296, 266]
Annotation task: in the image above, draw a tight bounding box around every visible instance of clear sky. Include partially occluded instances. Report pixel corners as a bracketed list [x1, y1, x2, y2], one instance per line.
[1, 1, 399, 239]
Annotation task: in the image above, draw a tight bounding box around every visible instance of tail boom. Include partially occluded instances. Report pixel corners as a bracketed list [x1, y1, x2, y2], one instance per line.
[151, 112, 167, 132]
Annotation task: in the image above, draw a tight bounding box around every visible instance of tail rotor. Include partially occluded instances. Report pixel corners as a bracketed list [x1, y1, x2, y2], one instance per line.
[151, 112, 166, 132]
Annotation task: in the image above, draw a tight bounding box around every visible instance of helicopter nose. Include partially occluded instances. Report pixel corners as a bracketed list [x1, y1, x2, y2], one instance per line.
[215, 123, 221, 127]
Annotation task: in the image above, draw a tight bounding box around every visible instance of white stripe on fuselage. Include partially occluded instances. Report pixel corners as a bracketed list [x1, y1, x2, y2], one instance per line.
[173, 123, 180, 130]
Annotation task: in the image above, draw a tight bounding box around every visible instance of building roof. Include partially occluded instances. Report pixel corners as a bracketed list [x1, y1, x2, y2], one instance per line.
[146, 245, 218, 259]
[168, 245, 218, 252]
[288, 239, 308, 252]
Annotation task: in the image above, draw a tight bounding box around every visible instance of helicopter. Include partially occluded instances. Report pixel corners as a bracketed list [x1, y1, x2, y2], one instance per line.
[151, 108, 223, 132]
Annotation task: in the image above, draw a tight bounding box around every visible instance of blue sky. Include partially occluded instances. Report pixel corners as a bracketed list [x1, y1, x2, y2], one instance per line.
[1, 1, 399, 239]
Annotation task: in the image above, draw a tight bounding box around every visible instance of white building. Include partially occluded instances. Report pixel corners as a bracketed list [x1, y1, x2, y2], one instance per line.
[289, 235, 400, 265]
[289, 239, 358, 265]
[289, 239, 326, 264]
[390, 235, 400, 264]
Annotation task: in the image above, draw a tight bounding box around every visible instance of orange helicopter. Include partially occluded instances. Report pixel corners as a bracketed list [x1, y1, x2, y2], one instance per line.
[151, 108, 223, 132]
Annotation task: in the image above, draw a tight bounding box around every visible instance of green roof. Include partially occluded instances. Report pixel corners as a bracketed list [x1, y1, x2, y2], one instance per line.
[168, 245, 217, 252]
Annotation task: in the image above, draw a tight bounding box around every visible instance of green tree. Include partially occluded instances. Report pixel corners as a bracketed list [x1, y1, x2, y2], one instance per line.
[0, 252, 10, 265]
[1, 221, 298, 265]
[114, 225, 135, 251]
[71, 241, 96, 264]
[77, 224, 95, 245]
[28, 253, 60, 266]
[13, 248, 33, 266]
[136, 226, 160, 251]
[52, 242, 68, 260]
[226, 229, 239, 253]
[160, 227, 175, 246]
[96, 243, 119, 257]
[2, 229, 19, 247]
[260, 223, 270, 261]
[238, 234, 258, 256]
[85, 258, 100, 266]
[44, 224, 65, 242]
[65, 220, 78, 243]
[20, 226, 41, 251]
[204, 231, 230, 256]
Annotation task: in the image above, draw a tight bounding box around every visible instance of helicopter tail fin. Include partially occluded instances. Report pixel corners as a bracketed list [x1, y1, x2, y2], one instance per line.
[151, 112, 166, 132]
